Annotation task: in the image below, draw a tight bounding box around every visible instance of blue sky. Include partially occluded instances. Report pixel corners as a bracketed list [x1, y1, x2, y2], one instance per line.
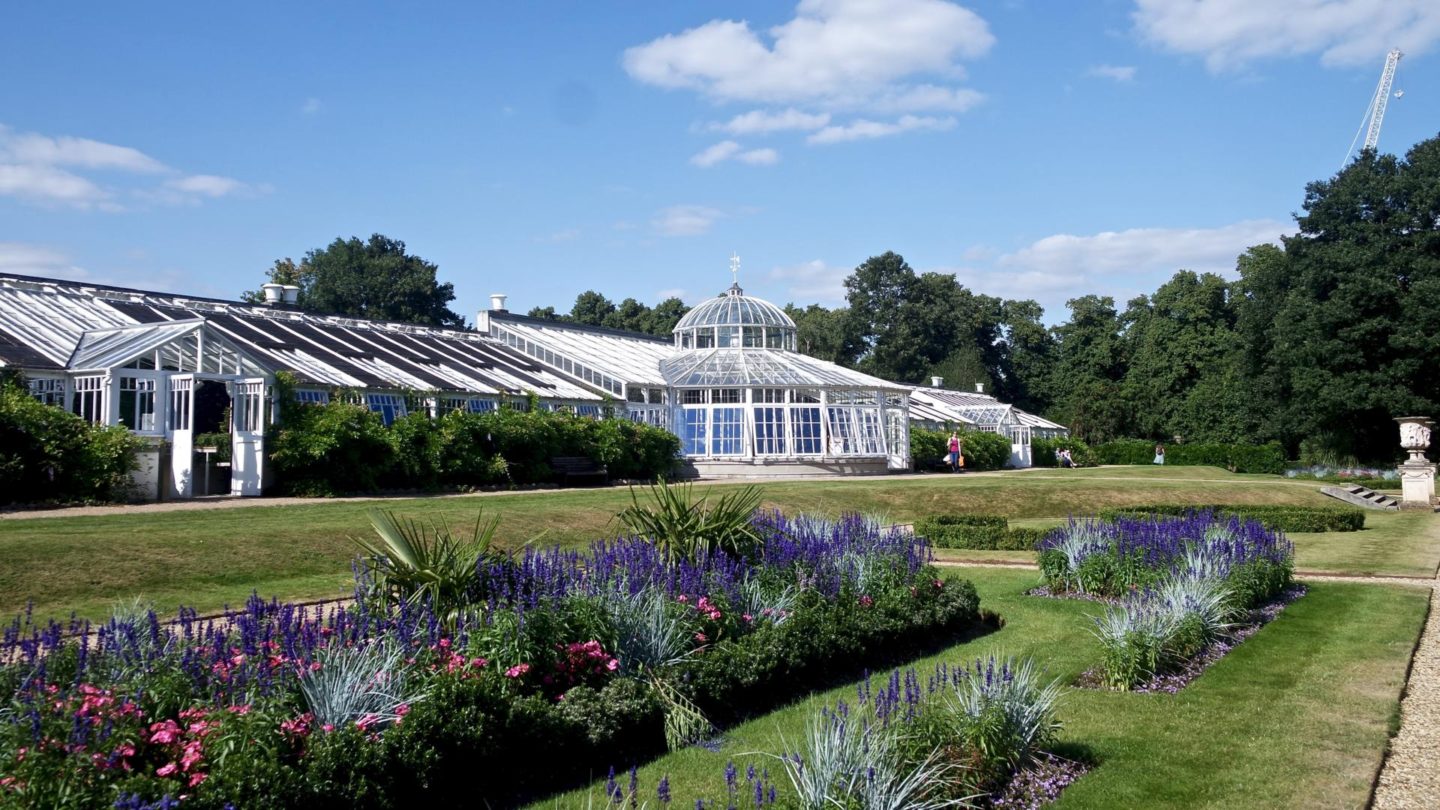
[2, 0, 1437, 324]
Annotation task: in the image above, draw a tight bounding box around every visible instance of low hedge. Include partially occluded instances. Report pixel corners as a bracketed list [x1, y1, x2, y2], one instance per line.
[1092, 439, 1287, 474]
[1098, 504, 1365, 533]
[915, 514, 1049, 551]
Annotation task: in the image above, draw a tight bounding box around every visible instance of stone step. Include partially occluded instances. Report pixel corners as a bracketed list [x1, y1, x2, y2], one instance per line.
[1321, 485, 1400, 510]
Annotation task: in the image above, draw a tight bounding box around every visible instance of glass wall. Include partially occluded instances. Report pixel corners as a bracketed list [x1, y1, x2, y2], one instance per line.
[673, 387, 891, 460]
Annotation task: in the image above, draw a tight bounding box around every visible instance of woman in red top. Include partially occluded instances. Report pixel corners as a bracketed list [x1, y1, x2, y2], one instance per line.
[948, 432, 962, 472]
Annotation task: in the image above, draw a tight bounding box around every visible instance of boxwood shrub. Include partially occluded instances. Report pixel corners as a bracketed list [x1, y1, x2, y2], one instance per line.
[915, 514, 1049, 550]
[1098, 504, 1365, 532]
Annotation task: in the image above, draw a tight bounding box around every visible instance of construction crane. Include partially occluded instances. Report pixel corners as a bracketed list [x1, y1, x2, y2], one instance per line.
[1342, 48, 1404, 167]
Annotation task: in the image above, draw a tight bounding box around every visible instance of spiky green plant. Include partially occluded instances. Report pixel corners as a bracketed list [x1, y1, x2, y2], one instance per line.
[350, 508, 504, 619]
[616, 480, 763, 563]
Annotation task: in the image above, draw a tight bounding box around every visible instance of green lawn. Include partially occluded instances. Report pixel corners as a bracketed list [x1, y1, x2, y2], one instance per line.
[534, 568, 1428, 809]
[0, 467, 1415, 622]
[935, 510, 1440, 578]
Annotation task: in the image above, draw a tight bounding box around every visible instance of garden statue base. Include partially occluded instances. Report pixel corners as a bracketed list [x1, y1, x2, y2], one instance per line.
[1398, 462, 1436, 509]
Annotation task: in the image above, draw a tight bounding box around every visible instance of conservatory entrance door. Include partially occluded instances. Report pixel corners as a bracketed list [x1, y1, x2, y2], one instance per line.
[166, 374, 195, 498]
[885, 409, 909, 471]
[230, 378, 267, 496]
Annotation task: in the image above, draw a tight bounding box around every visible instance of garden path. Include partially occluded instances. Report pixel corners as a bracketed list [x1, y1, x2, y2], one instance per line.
[1371, 574, 1440, 808]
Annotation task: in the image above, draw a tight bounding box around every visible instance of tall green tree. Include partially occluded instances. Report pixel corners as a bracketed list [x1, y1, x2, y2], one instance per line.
[1047, 295, 1128, 442]
[784, 303, 860, 365]
[1267, 139, 1440, 459]
[1120, 271, 1246, 442]
[569, 291, 617, 327]
[643, 297, 690, 336]
[998, 299, 1055, 413]
[246, 235, 464, 327]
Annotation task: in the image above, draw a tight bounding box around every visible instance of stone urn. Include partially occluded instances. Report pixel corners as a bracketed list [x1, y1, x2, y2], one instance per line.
[1395, 417, 1435, 506]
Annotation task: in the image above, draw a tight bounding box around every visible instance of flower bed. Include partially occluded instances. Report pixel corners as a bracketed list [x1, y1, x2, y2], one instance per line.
[0, 512, 984, 809]
[609, 656, 1083, 808]
[1036, 513, 1296, 691]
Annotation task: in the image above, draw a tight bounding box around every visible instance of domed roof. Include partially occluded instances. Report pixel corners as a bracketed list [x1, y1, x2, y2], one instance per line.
[674, 283, 796, 331]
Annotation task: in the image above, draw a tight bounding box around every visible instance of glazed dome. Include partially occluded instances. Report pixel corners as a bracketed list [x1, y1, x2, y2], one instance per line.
[674, 284, 796, 331]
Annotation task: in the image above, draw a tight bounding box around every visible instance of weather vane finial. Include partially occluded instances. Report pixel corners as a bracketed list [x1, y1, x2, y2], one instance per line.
[730, 252, 740, 284]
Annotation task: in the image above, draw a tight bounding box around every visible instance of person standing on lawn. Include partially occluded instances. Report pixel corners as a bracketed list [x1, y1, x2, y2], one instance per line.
[948, 432, 961, 472]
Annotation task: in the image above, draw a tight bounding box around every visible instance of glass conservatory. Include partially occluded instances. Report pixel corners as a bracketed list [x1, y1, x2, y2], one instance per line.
[661, 283, 910, 474]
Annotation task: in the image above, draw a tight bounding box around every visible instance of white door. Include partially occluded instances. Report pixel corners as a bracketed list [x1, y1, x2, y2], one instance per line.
[886, 409, 910, 470]
[230, 378, 267, 496]
[167, 375, 195, 498]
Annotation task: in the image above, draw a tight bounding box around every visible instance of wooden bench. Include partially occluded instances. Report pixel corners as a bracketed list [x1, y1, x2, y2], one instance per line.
[550, 456, 609, 486]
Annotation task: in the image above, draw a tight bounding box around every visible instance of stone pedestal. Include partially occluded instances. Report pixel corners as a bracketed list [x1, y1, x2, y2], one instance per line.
[1396, 417, 1436, 508]
[1399, 462, 1436, 508]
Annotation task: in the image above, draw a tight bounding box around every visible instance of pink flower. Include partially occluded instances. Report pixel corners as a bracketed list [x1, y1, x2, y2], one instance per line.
[694, 632, 708, 643]
[156, 762, 178, 778]
[859, 595, 874, 607]
[676, 594, 689, 604]
[505, 663, 531, 678]
[606, 659, 619, 672]
[742, 613, 754, 624]
[148, 721, 181, 745]
[188, 772, 208, 788]
[227, 704, 251, 715]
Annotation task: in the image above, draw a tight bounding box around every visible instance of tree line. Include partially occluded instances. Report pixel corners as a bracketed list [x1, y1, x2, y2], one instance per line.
[249, 134, 1440, 462]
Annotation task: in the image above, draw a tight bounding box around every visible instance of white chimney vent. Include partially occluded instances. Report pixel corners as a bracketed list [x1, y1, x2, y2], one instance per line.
[260, 283, 283, 304]
[975, 382, 985, 394]
[930, 376, 944, 388]
[490, 293, 508, 312]
[281, 285, 300, 305]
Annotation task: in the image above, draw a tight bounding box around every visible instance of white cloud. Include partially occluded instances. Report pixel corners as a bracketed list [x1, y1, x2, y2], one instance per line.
[996, 219, 1290, 277]
[0, 164, 112, 208]
[165, 174, 247, 197]
[0, 124, 256, 210]
[0, 242, 90, 280]
[656, 288, 689, 302]
[768, 259, 851, 304]
[0, 126, 167, 173]
[736, 147, 780, 165]
[865, 84, 985, 113]
[623, 0, 993, 111]
[691, 140, 743, 167]
[807, 114, 955, 144]
[301, 98, 323, 115]
[1133, 0, 1440, 70]
[1087, 64, 1137, 81]
[710, 108, 831, 135]
[690, 140, 781, 167]
[652, 205, 724, 236]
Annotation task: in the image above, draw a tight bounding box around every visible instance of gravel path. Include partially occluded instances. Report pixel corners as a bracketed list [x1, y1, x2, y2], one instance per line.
[1372, 580, 1440, 809]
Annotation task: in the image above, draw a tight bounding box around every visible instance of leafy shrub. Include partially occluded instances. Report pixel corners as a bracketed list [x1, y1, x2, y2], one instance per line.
[960, 430, 1013, 471]
[271, 395, 678, 495]
[910, 426, 949, 471]
[268, 400, 396, 495]
[1032, 436, 1095, 467]
[1099, 504, 1364, 533]
[1092, 439, 1287, 474]
[0, 376, 141, 504]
